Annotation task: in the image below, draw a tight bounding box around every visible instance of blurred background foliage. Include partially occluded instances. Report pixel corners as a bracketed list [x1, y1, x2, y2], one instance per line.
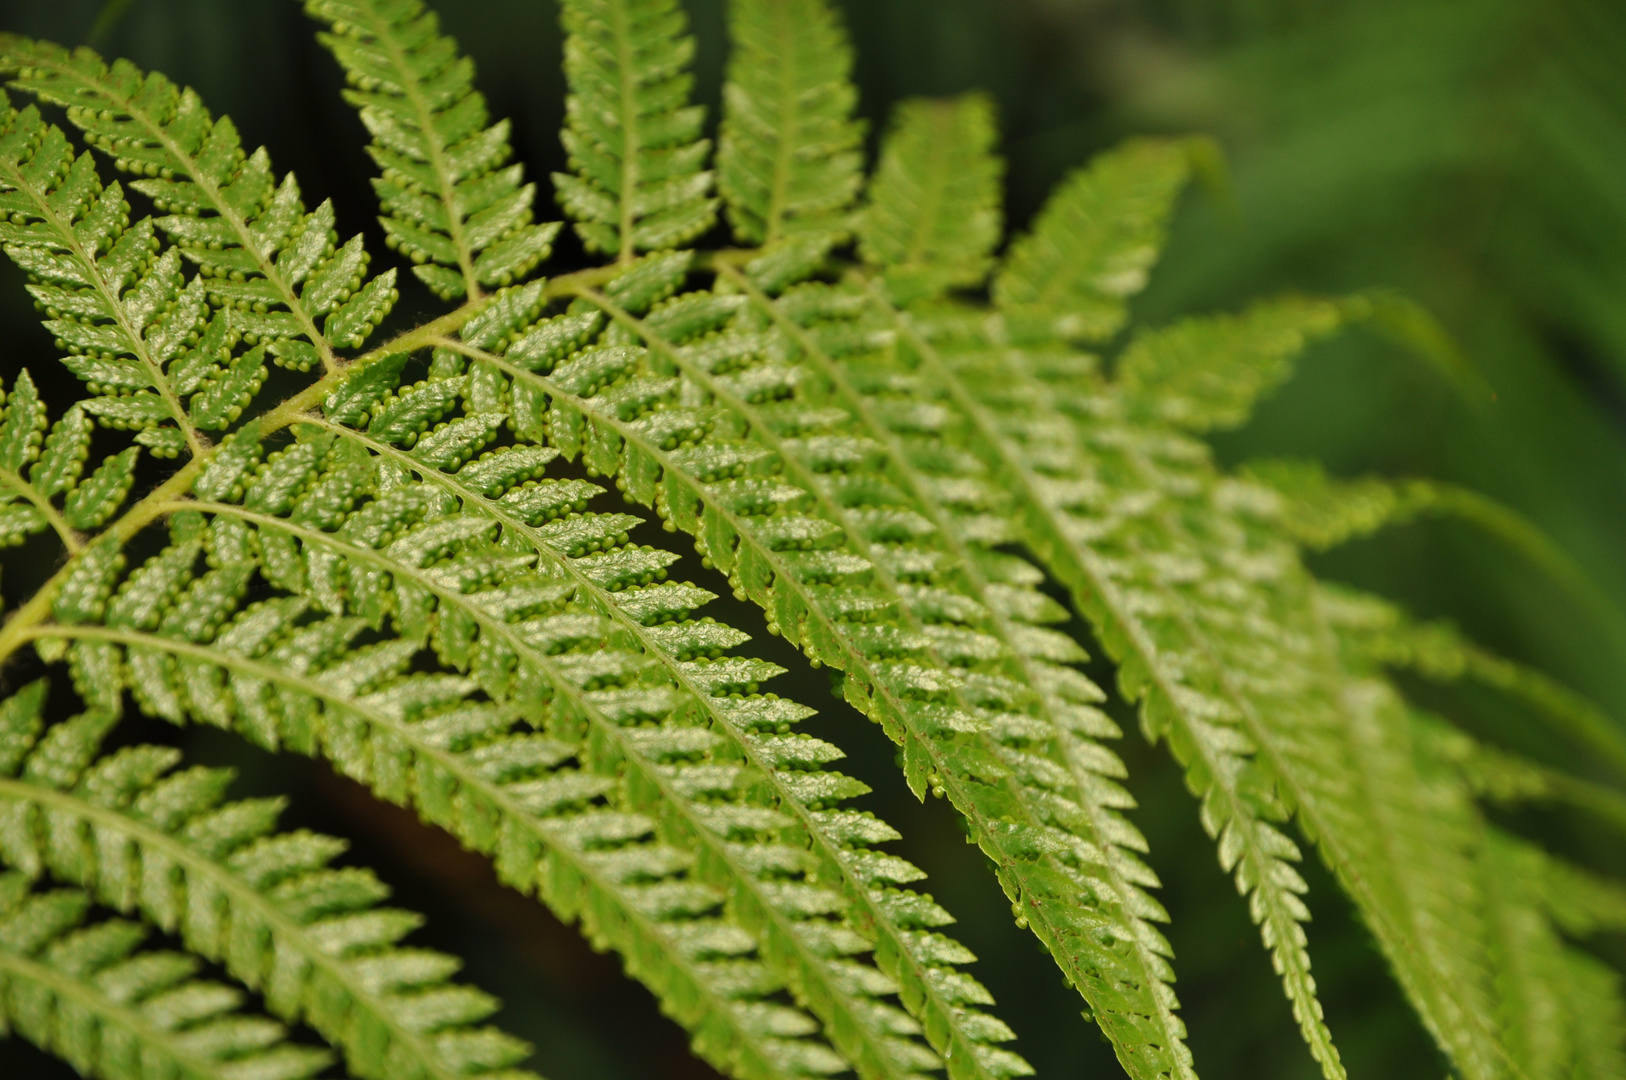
[2, 1, 1624, 1078]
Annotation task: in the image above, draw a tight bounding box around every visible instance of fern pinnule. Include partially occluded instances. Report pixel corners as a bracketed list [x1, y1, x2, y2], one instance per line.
[992, 139, 1196, 345]
[0, 678, 541, 1080]
[306, 0, 562, 301]
[717, 0, 864, 251]
[857, 96, 1002, 307]
[0, 868, 333, 1080]
[553, 0, 717, 262]
[0, 39, 399, 375]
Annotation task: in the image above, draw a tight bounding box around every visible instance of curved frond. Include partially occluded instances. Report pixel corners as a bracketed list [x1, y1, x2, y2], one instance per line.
[858, 96, 1003, 306]
[717, 0, 863, 250]
[0, 678, 542, 1080]
[0, 870, 331, 1080]
[0, 39, 399, 373]
[306, 0, 562, 300]
[435, 259, 1182, 1080]
[553, 0, 717, 262]
[22, 369, 1027, 1080]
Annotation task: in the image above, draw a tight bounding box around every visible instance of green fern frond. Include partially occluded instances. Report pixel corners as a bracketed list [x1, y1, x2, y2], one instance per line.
[0, 869, 332, 1080]
[858, 96, 1003, 306]
[993, 139, 1195, 344]
[1114, 298, 1345, 432]
[0, 102, 225, 461]
[0, 39, 400, 373]
[717, 0, 864, 250]
[305, 0, 562, 300]
[439, 256, 1191, 1080]
[1315, 583, 1626, 782]
[1247, 458, 1606, 624]
[553, 0, 717, 262]
[28, 391, 1021, 1080]
[0, 677, 541, 1080]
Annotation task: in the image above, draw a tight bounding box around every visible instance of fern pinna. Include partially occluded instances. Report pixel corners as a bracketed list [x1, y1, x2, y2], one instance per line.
[0, 2, 1619, 1080]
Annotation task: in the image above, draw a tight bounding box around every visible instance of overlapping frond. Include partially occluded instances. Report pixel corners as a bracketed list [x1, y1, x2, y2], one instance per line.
[0, 39, 399, 375]
[0, 678, 541, 1080]
[0, 869, 332, 1080]
[553, 0, 717, 261]
[436, 252, 1189, 1079]
[0, 2, 1620, 1079]
[858, 96, 1003, 306]
[717, 0, 863, 251]
[306, 0, 561, 300]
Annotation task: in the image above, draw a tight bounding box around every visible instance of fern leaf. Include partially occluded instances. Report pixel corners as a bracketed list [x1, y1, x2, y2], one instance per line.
[553, 0, 717, 262]
[441, 266, 1182, 1080]
[0, 677, 543, 1080]
[0, 40, 399, 373]
[717, 0, 863, 250]
[1316, 584, 1626, 782]
[993, 138, 1194, 344]
[0, 102, 212, 457]
[1115, 298, 1344, 432]
[858, 96, 1002, 306]
[306, 345, 1025, 1080]
[306, 0, 561, 300]
[1247, 458, 1608, 627]
[44, 415, 1005, 1080]
[0, 869, 332, 1080]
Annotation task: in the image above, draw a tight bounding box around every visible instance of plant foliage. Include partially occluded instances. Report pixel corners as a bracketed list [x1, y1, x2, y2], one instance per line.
[0, 2, 1620, 1080]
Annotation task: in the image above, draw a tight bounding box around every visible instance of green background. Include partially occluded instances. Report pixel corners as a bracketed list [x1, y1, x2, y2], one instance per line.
[1, 1, 1623, 1078]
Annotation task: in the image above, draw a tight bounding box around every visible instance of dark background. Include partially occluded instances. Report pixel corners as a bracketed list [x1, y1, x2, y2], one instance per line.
[2, 1, 1624, 1078]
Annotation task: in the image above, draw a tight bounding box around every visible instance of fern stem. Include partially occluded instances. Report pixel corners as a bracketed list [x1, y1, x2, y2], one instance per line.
[0, 463, 81, 553]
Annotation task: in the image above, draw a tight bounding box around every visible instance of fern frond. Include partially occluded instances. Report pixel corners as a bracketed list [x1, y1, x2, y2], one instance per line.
[302, 338, 1008, 1080]
[717, 0, 863, 250]
[0, 677, 542, 1080]
[1248, 458, 1605, 621]
[1114, 299, 1344, 433]
[0, 40, 399, 373]
[436, 259, 1184, 1080]
[1315, 583, 1626, 782]
[0, 102, 224, 460]
[858, 96, 1003, 306]
[31, 390, 1024, 1080]
[553, 0, 717, 262]
[993, 139, 1194, 344]
[305, 0, 562, 300]
[0, 869, 332, 1080]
